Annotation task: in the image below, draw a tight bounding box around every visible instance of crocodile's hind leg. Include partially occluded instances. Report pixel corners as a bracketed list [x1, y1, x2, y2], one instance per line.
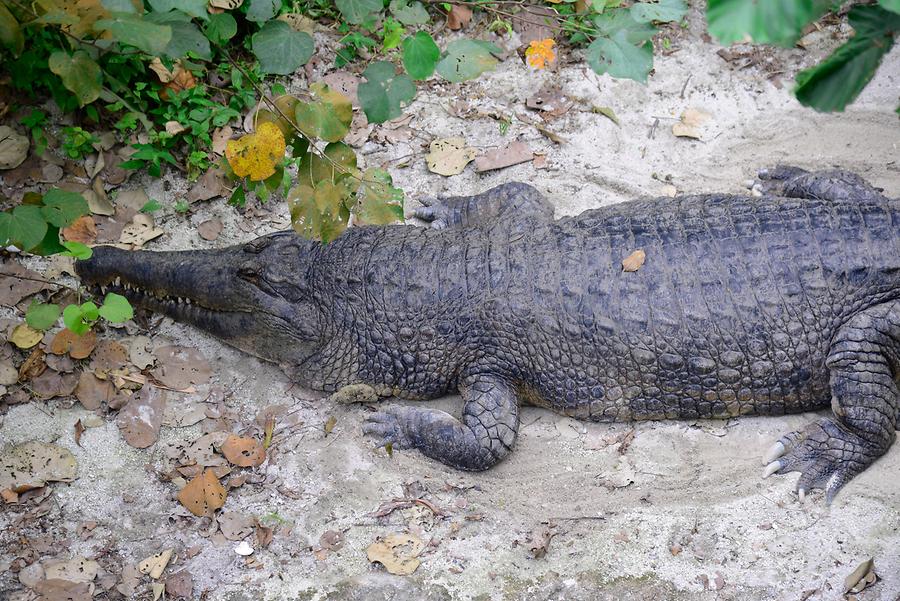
[362, 374, 519, 470]
[764, 303, 900, 503]
[752, 165, 888, 201]
[413, 182, 554, 229]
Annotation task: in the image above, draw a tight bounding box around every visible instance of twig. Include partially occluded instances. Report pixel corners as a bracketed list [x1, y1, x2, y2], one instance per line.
[679, 74, 692, 99]
[0, 271, 80, 295]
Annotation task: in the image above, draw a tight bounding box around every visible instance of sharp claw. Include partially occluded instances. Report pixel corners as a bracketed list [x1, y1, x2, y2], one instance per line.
[763, 461, 782, 478]
[798, 488, 806, 503]
[764, 442, 786, 464]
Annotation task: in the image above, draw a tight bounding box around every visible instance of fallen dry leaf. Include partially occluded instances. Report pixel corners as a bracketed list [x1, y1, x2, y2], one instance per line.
[0, 441, 77, 494]
[511, 5, 559, 47]
[165, 570, 193, 599]
[622, 249, 646, 272]
[446, 3, 472, 29]
[211, 126, 233, 156]
[117, 387, 166, 449]
[185, 432, 230, 468]
[321, 71, 360, 107]
[672, 108, 711, 139]
[366, 533, 424, 575]
[139, 548, 173, 579]
[62, 215, 98, 244]
[84, 180, 115, 216]
[0, 125, 29, 169]
[151, 346, 211, 389]
[528, 524, 556, 558]
[0, 262, 47, 306]
[120, 213, 165, 248]
[34, 579, 92, 601]
[44, 556, 100, 583]
[31, 369, 78, 399]
[218, 511, 256, 541]
[74, 419, 85, 447]
[165, 121, 186, 135]
[198, 218, 223, 241]
[18, 348, 46, 381]
[124, 335, 155, 370]
[0, 359, 17, 385]
[426, 138, 476, 177]
[115, 189, 151, 212]
[474, 141, 533, 173]
[178, 468, 227, 517]
[187, 168, 228, 203]
[90, 339, 129, 371]
[221, 435, 266, 468]
[50, 329, 97, 359]
[844, 557, 877, 594]
[75, 372, 116, 410]
[10, 322, 42, 349]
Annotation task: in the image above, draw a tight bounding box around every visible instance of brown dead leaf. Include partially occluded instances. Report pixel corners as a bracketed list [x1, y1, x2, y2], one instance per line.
[117, 387, 166, 449]
[321, 72, 360, 107]
[844, 558, 876, 594]
[0, 359, 18, 385]
[474, 141, 534, 173]
[84, 180, 115, 216]
[62, 216, 98, 244]
[178, 468, 227, 517]
[218, 511, 256, 541]
[672, 108, 711, 139]
[75, 372, 116, 410]
[10, 323, 42, 349]
[622, 249, 646, 272]
[74, 419, 85, 447]
[120, 213, 165, 248]
[151, 346, 211, 389]
[34, 579, 92, 601]
[124, 335, 155, 370]
[18, 347, 46, 381]
[211, 126, 233, 155]
[446, 4, 472, 29]
[0, 262, 47, 306]
[187, 168, 228, 203]
[44, 556, 100, 583]
[511, 5, 560, 47]
[115, 189, 151, 212]
[185, 431, 230, 468]
[161, 66, 197, 101]
[256, 524, 274, 548]
[139, 548, 173, 579]
[0, 441, 77, 494]
[366, 533, 424, 575]
[90, 339, 129, 371]
[50, 329, 97, 359]
[165, 570, 193, 599]
[320, 529, 345, 551]
[198, 218, 223, 241]
[221, 435, 266, 467]
[526, 83, 572, 119]
[426, 138, 476, 176]
[528, 524, 556, 558]
[31, 369, 78, 399]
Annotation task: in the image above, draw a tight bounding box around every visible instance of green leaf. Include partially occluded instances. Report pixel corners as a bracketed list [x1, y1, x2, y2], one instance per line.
[148, 0, 209, 20]
[30, 225, 67, 256]
[402, 31, 440, 80]
[295, 82, 353, 142]
[358, 61, 416, 123]
[99, 293, 134, 323]
[356, 168, 405, 225]
[335, 0, 383, 24]
[593, 10, 657, 44]
[48, 51, 102, 107]
[40, 188, 89, 228]
[390, 0, 429, 25]
[63, 304, 92, 335]
[204, 13, 237, 44]
[0, 205, 48, 251]
[707, 0, 832, 46]
[288, 181, 351, 243]
[296, 142, 358, 189]
[631, 0, 687, 23]
[879, 0, 900, 14]
[26, 302, 61, 331]
[165, 21, 212, 60]
[382, 18, 404, 50]
[102, 0, 140, 12]
[436, 39, 500, 83]
[252, 21, 315, 75]
[0, 2, 24, 55]
[794, 5, 900, 112]
[247, 0, 280, 22]
[61, 241, 93, 260]
[95, 13, 173, 55]
[141, 199, 163, 213]
[586, 30, 654, 83]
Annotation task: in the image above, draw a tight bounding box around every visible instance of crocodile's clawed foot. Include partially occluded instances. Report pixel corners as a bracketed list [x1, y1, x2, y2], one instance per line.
[750, 165, 810, 197]
[413, 196, 452, 229]
[362, 406, 416, 450]
[762, 418, 875, 505]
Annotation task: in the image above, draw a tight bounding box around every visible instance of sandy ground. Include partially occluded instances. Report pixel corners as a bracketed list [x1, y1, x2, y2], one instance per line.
[2, 4, 900, 601]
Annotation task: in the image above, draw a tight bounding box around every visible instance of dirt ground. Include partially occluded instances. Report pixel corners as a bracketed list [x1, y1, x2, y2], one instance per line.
[2, 4, 900, 601]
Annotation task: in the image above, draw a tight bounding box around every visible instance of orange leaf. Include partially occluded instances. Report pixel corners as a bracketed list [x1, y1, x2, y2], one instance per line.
[50, 329, 97, 359]
[225, 122, 286, 182]
[221, 435, 266, 467]
[525, 38, 557, 70]
[622, 249, 646, 272]
[62, 215, 97, 244]
[177, 468, 227, 517]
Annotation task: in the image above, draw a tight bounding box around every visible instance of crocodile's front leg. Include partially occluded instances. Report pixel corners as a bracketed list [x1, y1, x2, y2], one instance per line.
[414, 182, 554, 229]
[753, 165, 889, 201]
[362, 374, 519, 470]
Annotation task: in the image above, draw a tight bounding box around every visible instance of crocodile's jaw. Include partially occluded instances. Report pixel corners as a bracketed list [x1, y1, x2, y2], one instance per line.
[75, 235, 323, 368]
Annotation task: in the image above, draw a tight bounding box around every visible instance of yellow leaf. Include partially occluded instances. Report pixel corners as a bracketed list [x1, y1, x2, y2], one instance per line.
[225, 122, 286, 182]
[525, 38, 557, 70]
[10, 323, 42, 349]
[622, 249, 646, 272]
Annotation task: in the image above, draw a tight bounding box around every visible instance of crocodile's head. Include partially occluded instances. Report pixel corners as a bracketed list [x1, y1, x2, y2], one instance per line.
[76, 231, 324, 370]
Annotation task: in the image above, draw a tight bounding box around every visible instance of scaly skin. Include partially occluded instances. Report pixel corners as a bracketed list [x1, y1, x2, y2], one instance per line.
[76, 167, 900, 503]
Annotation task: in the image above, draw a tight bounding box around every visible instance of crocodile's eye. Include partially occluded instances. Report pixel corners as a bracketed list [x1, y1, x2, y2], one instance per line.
[237, 262, 260, 284]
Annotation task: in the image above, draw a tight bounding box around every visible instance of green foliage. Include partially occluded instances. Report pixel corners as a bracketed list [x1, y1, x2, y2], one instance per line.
[48, 51, 103, 106]
[26, 302, 61, 331]
[707, 0, 832, 46]
[120, 143, 177, 178]
[295, 83, 353, 142]
[60, 241, 93, 260]
[0, 187, 90, 255]
[98, 292, 134, 322]
[402, 31, 439, 80]
[436, 39, 501, 83]
[95, 13, 173, 55]
[204, 13, 238, 44]
[357, 61, 416, 123]
[20, 110, 49, 156]
[61, 127, 99, 159]
[252, 20, 315, 75]
[794, 4, 900, 112]
[390, 0, 429, 25]
[63, 302, 100, 335]
[335, 0, 383, 24]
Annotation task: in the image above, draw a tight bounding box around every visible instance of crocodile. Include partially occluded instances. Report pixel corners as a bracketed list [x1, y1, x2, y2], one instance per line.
[76, 166, 899, 503]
